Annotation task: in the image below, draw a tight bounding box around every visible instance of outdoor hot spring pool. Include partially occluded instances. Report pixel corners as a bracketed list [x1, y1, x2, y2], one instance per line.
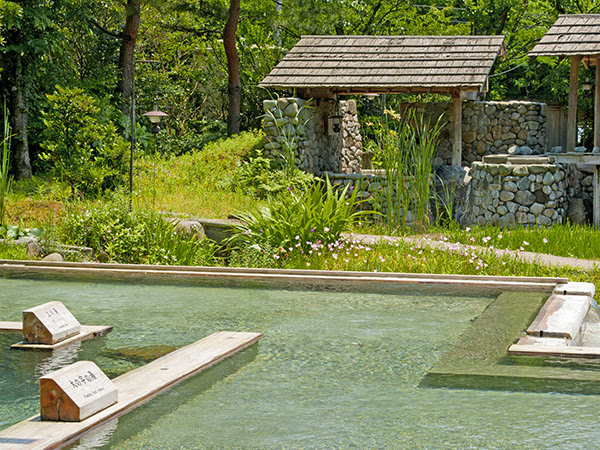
[2, 276, 600, 448]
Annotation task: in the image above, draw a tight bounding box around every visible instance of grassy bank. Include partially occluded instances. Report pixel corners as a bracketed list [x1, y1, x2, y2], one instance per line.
[0, 131, 598, 294]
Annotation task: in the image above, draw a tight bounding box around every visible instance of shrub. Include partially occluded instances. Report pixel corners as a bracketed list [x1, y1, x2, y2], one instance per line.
[224, 155, 315, 199]
[54, 196, 218, 265]
[229, 178, 370, 254]
[40, 86, 128, 197]
[156, 120, 227, 157]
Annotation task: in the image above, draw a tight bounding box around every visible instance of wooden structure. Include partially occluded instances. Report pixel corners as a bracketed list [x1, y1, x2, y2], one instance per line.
[260, 35, 506, 166]
[0, 259, 566, 292]
[529, 14, 600, 151]
[40, 361, 118, 422]
[1, 300, 113, 350]
[0, 331, 264, 449]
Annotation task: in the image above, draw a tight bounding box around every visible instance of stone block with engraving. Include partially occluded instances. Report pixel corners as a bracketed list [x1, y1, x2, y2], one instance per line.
[40, 360, 118, 421]
[23, 301, 81, 344]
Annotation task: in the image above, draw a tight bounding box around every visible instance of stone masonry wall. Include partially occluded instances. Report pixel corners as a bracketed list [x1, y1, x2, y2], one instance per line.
[398, 100, 547, 165]
[262, 98, 547, 172]
[262, 98, 363, 174]
[466, 162, 566, 227]
[322, 171, 423, 225]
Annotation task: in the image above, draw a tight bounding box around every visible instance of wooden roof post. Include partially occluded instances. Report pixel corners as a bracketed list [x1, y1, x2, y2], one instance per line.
[452, 91, 462, 166]
[567, 56, 582, 152]
[595, 58, 600, 149]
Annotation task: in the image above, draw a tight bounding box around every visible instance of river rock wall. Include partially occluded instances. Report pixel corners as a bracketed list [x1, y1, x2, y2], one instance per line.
[465, 162, 567, 227]
[398, 100, 548, 166]
[262, 98, 363, 174]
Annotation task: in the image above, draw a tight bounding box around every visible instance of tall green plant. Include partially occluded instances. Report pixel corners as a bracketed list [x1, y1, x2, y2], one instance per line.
[0, 102, 11, 227]
[371, 108, 443, 230]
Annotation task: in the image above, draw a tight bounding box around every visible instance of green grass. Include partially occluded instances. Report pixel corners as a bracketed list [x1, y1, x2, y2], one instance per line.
[133, 130, 264, 218]
[3, 131, 265, 228]
[0, 242, 28, 260]
[440, 223, 600, 260]
[226, 235, 600, 293]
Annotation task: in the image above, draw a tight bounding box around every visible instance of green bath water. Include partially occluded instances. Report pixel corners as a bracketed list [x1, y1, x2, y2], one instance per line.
[0, 278, 599, 448]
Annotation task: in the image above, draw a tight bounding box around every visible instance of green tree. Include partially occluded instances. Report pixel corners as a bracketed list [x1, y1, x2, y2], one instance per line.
[40, 86, 128, 196]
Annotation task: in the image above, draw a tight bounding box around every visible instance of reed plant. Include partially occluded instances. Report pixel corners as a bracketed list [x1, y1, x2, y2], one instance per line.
[371, 108, 443, 231]
[0, 102, 12, 227]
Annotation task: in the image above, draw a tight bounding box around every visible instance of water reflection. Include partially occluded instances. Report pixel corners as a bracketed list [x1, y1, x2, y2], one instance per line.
[19, 342, 82, 378]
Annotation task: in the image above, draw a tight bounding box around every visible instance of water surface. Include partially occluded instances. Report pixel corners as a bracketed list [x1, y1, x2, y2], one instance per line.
[0, 278, 598, 448]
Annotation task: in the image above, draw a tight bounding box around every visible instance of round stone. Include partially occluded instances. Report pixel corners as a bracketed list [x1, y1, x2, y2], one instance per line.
[500, 191, 515, 202]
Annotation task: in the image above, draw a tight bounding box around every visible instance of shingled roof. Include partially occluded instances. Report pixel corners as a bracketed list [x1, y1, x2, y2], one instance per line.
[260, 35, 506, 95]
[529, 14, 600, 58]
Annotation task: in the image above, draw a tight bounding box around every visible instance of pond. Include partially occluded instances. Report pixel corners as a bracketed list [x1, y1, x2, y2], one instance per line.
[1, 277, 599, 448]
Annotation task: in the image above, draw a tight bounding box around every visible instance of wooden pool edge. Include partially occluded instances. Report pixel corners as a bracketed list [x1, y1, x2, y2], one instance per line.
[0, 331, 264, 450]
[0, 260, 566, 293]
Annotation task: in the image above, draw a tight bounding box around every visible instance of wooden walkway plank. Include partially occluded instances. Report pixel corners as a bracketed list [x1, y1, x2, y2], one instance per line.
[0, 260, 567, 292]
[0, 331, 263, 449]
[508, 344, 600, 358]
[526, 294, 590, 341]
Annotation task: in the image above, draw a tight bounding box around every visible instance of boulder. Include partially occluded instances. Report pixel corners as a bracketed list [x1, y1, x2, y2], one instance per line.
[27, 241, 44, 259]
[175, 220, 205, 237]
[42, 253, 63, 262]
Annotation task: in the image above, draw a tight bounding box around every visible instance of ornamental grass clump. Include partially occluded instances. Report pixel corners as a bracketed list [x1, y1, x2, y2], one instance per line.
[0, 102, 11, 227]
[229, 177, 371, 254]
[369, 107, 443, 231]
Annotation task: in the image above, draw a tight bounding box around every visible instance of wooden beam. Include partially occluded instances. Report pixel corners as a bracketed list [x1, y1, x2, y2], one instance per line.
[595, 61, 600, 149]
[594, 164, 600, 229]
[0, 331, 264, 449]
[452, 93, 462, 166]
[567, 56, 581, 152]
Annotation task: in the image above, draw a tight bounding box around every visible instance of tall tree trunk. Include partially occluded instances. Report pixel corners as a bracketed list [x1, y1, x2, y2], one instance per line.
[118, 0, 141, 112]
[224, 0, 241, 136]
[10, 55, 32, 179]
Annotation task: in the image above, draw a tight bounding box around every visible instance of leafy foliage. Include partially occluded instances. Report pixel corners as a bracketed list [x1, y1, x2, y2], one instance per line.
[40, 86, 128, 197]
[366, 108, 444, 230]
[229, 177, 370, 253]
[225, 155, 314, 199]
[54, 196, 218, 265]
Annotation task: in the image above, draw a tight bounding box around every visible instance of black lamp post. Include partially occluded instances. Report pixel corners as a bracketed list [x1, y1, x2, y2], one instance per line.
[129, 59, 162, 210]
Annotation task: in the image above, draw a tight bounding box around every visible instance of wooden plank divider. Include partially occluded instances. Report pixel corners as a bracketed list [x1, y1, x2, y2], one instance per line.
[508, 344, 600, 358]
[0, 331, 263, 449]
[0, 260, 567, 292]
